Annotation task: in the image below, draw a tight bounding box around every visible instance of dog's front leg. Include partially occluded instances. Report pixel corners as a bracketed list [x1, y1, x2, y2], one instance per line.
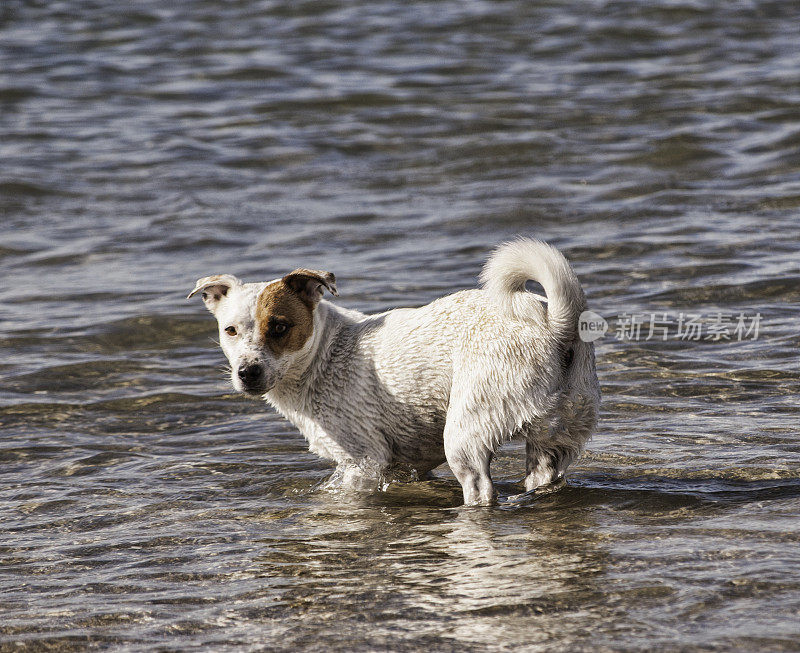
[443, 422, 496, 506]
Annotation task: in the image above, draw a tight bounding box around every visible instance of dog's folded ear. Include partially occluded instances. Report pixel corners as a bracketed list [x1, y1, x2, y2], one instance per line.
[187, 274, 242, 313]
[282, 268, 338, 307]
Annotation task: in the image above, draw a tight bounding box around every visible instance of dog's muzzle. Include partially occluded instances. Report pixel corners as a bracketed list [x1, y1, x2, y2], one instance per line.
[237, 363, 268, 394]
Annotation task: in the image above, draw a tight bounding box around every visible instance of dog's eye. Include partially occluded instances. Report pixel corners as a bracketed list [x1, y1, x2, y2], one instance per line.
[225, 326, 237, 336]
[270, 323, 289, 337]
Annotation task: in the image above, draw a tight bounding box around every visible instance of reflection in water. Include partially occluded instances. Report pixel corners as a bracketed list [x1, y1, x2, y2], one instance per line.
[438, 507, 605, 647]
[246, 488, 608, 650]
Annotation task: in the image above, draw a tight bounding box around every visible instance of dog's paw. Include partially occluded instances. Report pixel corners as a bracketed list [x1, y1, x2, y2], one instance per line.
[502, 477, 567, 506]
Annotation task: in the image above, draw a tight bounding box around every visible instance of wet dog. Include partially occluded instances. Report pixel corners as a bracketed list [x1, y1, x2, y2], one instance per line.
[188, 239, 599, 505]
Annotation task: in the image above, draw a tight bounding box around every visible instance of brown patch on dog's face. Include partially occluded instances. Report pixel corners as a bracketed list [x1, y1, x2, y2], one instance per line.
[255, 282, 314, 356]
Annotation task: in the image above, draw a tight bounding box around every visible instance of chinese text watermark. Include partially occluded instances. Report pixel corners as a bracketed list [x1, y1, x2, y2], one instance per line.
[579, 310, 761, 343]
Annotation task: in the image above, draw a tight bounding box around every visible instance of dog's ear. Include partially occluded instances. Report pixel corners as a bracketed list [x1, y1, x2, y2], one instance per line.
[187, 274, 241, 314]
[282, 268, 338, 308]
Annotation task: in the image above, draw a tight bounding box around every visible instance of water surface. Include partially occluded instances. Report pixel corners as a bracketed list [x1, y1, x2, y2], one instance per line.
[2, 1, 800, 650]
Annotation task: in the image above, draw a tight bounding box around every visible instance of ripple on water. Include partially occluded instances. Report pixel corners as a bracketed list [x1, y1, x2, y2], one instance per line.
[2, 0, 800, 650]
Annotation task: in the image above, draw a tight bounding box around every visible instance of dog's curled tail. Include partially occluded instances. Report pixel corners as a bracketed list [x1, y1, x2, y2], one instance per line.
[480, 238, 586, 341]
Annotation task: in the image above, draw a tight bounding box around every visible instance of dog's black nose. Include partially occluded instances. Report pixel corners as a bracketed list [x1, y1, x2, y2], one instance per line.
[238, 364, 263, 384]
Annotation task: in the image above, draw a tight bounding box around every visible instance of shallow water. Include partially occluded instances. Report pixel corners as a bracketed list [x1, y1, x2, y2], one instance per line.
[2, 0, 800, 650]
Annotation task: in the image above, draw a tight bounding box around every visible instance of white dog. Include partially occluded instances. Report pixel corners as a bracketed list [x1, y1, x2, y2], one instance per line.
[188, 239, 599, 505]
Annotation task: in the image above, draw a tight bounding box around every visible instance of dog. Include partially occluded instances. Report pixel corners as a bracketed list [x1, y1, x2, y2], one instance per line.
[188, 238, 599, 505]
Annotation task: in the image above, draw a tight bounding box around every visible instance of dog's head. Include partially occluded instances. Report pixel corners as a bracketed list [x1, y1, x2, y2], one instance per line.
[188, 269, 337, 396]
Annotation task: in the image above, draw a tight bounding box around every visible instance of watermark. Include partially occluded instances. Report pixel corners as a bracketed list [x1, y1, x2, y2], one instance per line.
[579, 310, 761, 343]
[578, 310, 608, 342]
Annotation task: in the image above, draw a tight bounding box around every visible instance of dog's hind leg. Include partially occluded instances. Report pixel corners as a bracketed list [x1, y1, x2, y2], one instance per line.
[525, 441, 558, 491]
[443, 421, 497, 506]
[524, 439, 576, 492]
[524, 397, 596, 492]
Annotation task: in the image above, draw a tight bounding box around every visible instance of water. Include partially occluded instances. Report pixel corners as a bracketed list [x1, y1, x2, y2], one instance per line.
[2, 0, 799, 650]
